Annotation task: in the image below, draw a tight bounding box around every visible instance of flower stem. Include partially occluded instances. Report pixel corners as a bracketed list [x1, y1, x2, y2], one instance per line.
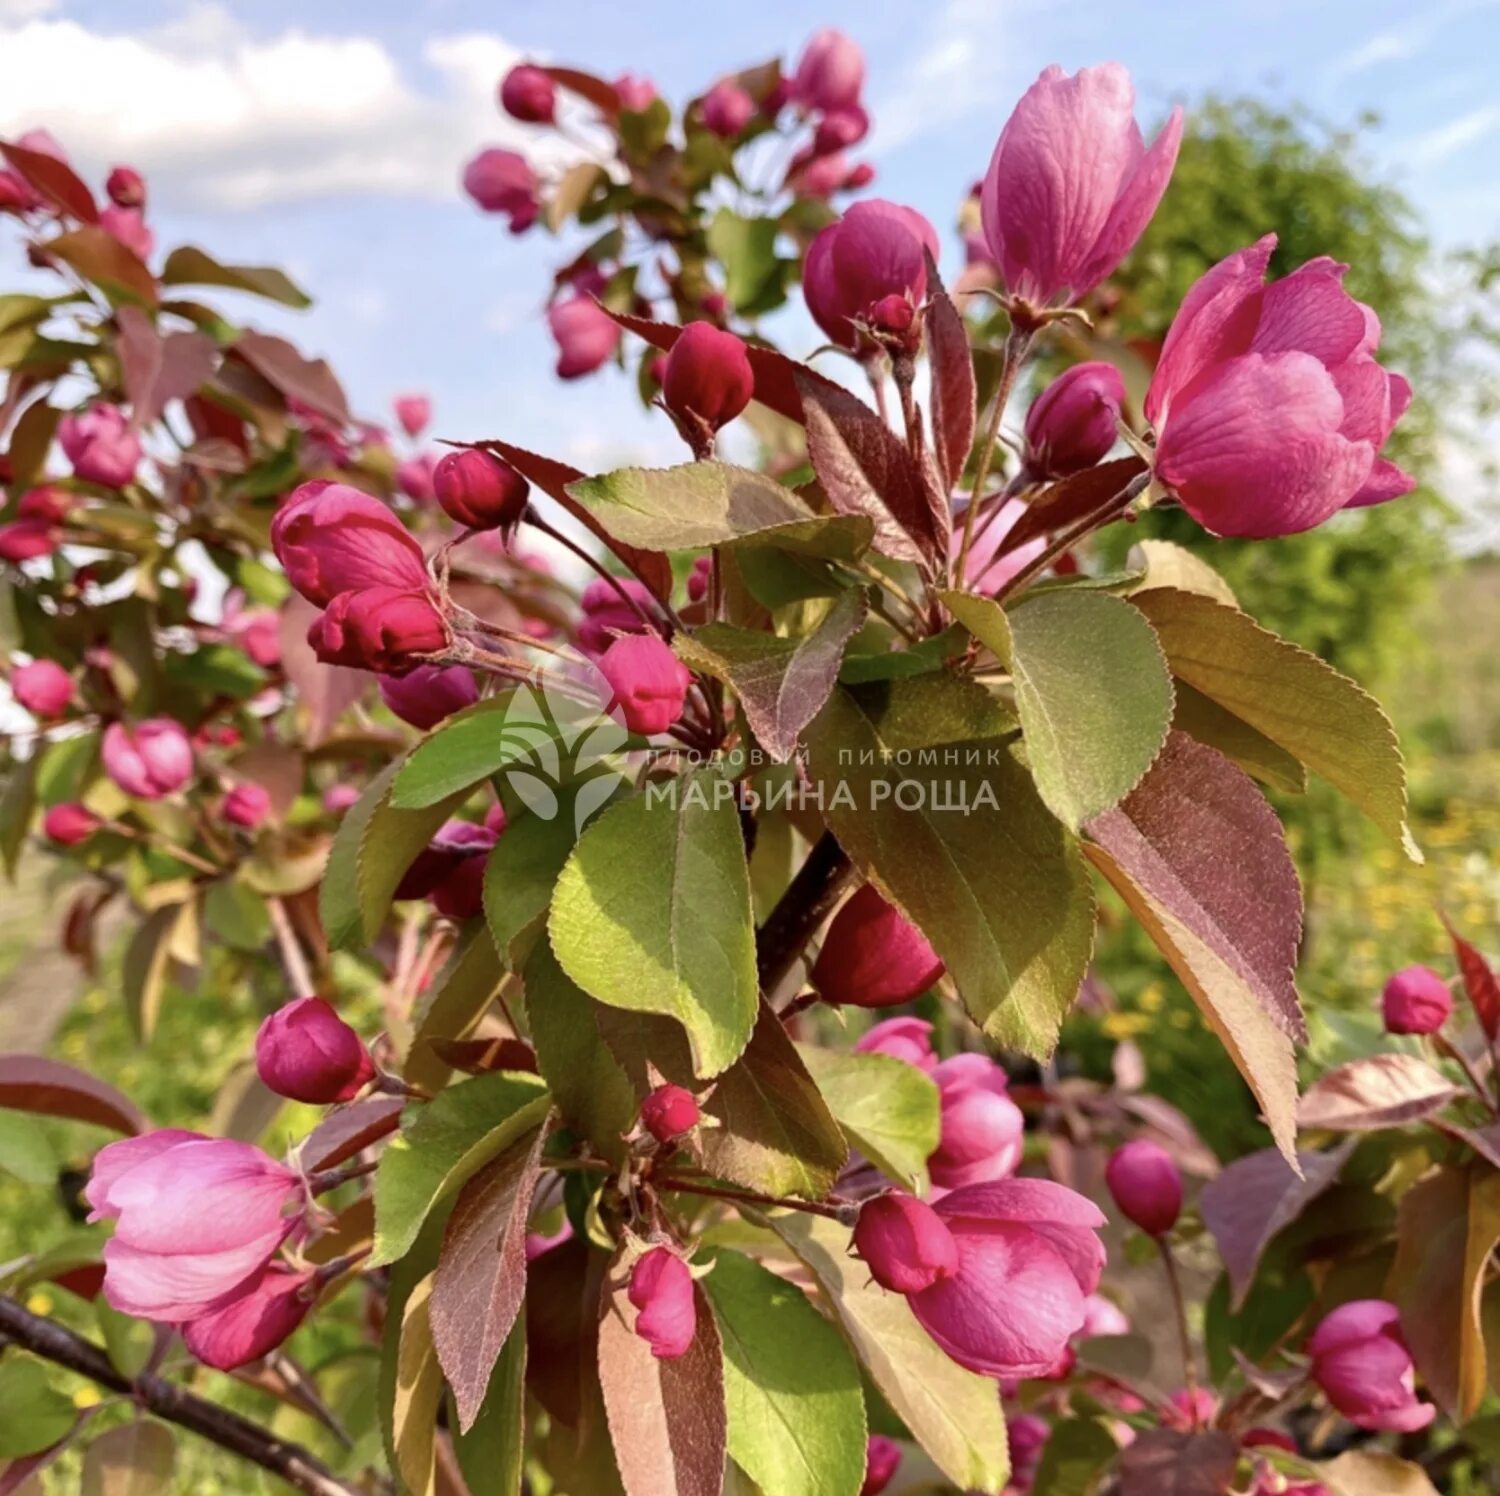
[1158, 1236, 1201, 1419]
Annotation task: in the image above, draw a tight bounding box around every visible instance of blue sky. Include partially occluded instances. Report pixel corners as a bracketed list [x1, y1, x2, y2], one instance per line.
[2, 0, 1498, 483]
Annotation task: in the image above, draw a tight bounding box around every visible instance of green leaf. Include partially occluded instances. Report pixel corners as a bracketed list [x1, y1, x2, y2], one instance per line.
[320, 757, 468, 950]
[451, 1313, 526, 1496]
[160, 245, 311, 307]
[392, 1274, 444, 1496]
[796, 1046, 939, 1193]
[549, 768, 759, 1078]
[1171, 681, 1307, 796]
[0, 1355, 75, 1456]
[403, 924, 505, 1093]
[121, 903, 184, 1042]
[838, 624, 969, 684]
[945, 589, 1174, 831]
[703, 1249, 866, 1496]
[97, 1297, 155, 1379]
[565, 461, 874, 559]
[521, 939, 636, 1163]
[768, 1212, 1010, 1494]
[708, 208, 781, 312]
[803, 675, 1094, 1057]
[0, 751, 39, 878]
[369, 1071, 548, 1267]
[1029, 1418, 1119, 1496]
[676, 590, 868, 761]
[1133, 586, 1417, 856]
[0, 1110, 58, 1185]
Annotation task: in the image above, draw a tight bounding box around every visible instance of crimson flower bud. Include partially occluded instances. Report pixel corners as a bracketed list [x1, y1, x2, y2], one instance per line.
[597, 634, 692, 736]
[500, 64, 557, 124]
[661, 323, 754, 441]
[578, 577, 655, 655]
[308, 588, 446, 676]
[59, 403, 141, 489]
[255, 997, 375, 1105]
[184, 1264, 313, 1371]
[433, 449, 530, 532]
[222, 781, 272, 830]
[861, 1436, 902, 1496]
[791, 28, 865, 113]
[0, 520, 57, 562]
[462, 148, 539, 233]
[702, 80, 754, 138]
[640, 1084, 700, 1144]
[548, 294, 621, 380]
[814, 105, 870, 155]
[812, 884, 944, 1008]
[1381, 965, 1452, 1036]
[628, 1247, 696, 1359]
[844, 162, 876, 190]
[10, 659, 73, 718]
[1104, 1139, 1182, 1237]
[1024, 362, 1126, 479]
[853, 1193, 959, 1295]
[16, 486, 70, 523]
[393, 393, 431, 438]
[105, 165, 146, 208]
[43, 802, 100, 846]
[379, 664, 479, 731]
[102, 719, 193, 800]
[686, 555, 712, 604]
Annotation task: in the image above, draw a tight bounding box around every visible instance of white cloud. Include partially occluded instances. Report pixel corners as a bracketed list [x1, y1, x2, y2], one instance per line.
[0, 0, 57, 20]
[1400, 103, 1500, 167]
[0, 4, 569, 210]
[1328, 0, 1500, 83]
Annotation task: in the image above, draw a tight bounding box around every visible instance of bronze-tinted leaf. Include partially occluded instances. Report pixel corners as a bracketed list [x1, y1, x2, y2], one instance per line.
[1117, 1428, 1238, 1496]
[300, 1096, 404, 1173]
[0, 1056, 145, 1136]
[40, 227, 156, 306]
[1297, 1054, 1457, 1132]
[235, 330, 350, 427]
[1004, 456, 1147, 552]
[1443, 915, 1500, 1041]
[922, 252, 975, 494]
[1, 142, 99, 224]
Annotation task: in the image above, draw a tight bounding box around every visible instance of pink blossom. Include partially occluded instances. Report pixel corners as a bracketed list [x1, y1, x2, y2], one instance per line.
[548, 294, 622, 380]
[59, 403, 141, 489]
[812, 883, 944, 1008]
[256, 997, 374, 1104]
[183, 1263, 314, 1370]
[462, 148, 539, 233]
[433, 449, 529, 533]
[393, 393, 431, 438]
[702, 80, 755, 138]
[952, 496, 1048, 596]
[1147, 236, 1415, 536]
[1105, 1139, 1182, 1236]
[854, 1016, 936, 1072]
[853, 1193, 960, 1295]
[308, 587, 446, 676]
[1025, 362, 1126, 478]
[791, 29, 865, 113]
[43, 802, 99, 845]
[803, 200, 937, 352]
[578, 576, 655, 654]
[100, 205, 154, 262]
[500, 64, 557, 125]
[271, 481, 428, 607]
[930, 1053, 1024, 1190]
[1381, 964, 1452, 1036]
[597, 633, 691, 736]
[10, 658, 73, 718]
[629, 1247, 696, 1358]
[221, 781, 272, 830]
[379, 664, 479, 731]
[860, 1435, 902, 1496]
[1308, 1300, 1435, 1433]
[102, 719, 193, 799]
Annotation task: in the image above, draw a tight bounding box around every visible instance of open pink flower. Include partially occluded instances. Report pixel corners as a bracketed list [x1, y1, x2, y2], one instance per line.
[102, 719, 193, 799]
[1308, 1300, 1435, 1433]
[462, 148, 539, 232]
[952, 497, 1048, 596]
[981, 64, 1182, 309]
[548, 294, 621, 380]
[1147, 236, 1415, 537]
[271, 481, 428, 607]
[629, 1247, 696, 1359]
[88, 1133, 304, 1322]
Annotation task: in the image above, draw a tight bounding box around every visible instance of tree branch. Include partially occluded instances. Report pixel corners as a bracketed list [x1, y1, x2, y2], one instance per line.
[0, 1297, 365, 1496]
[756, 831, 853, 995]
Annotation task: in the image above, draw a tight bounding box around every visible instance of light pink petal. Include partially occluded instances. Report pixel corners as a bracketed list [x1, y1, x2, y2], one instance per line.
[85, 1130, 203, 1221]
[1317, 1338, 1420, 1417]
[102, 1227, 292, 1322]
[1388, 371, 1413, 425]
[1156, 351, 1374, 537]
[1308, 1298, 1404, 1355]
[1146, 235, 1275, 425]
[1250, 258, 1367, 365]
[1075, 105, 1184, 295]
[934, 1176, 1109, 1231]
[952, 497, 1048, 594]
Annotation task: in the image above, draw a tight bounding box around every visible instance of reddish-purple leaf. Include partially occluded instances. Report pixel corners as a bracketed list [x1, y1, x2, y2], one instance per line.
[1199, 1142, 1354, 1309]
[431, 1119, 549, 1431]
[477, 436, 674, 602]
[234, 330, 350, 427]
[598, 1275, 726, 1496]
[543, 66, 623, 115]
[40, 226, 157, 306]
[1117, 1429, 1239, 1496]
[1444, 916, 1500, 1041]
[300, 1096, 404, 1172]
[118, 306, 216, 429]
[428, 1037, 539, 1076]
[0, 141, 99, 223]
[277, 595, 370, 746]
[0, 1055, 145, 1135]
[796, 372, 941, 569]
[1297, 1053, 1458, 1132]
[1003, 455, 1148, 554]
[1088, 732, 1305, 1042]
[922, 251, 975, 494]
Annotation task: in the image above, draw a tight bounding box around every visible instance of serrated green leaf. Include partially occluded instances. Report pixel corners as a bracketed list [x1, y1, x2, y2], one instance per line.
[549, 768, 758, 1078]
[796, 1045, 939, 1193]
[804, 675, 1094, 1056]
[703, 1248, 866, 1496]
[370, 1072, 548, 1267]
[768, 1212, 1010, 1494]
[0, 1109, 57, 1185]
[676, 589, 867, 761]
[1031, 1417, 1124, 1496]
[945, 589, 1174, 831]
[708, 208, 781, 311]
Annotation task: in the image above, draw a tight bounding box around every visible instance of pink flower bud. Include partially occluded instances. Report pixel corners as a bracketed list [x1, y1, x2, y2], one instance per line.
[861, 1435, 902, 1496]
[814, 105, 870, 155]
[981, 64, 1183, 309]
[323, 784, 359, 814]
[1024, 362, 1126, 478]
[0, 172, 32, 214]
[308, 587, 447, 676]
[0, 519, 57, 562]
[661, 323, 755, 437]
[102, 719, 193, 800]
[43, 802, 100, 845]
[222, 781, 272, 830]
[183, 1263, 314, 1370]
[702, 80, 755, 138]
[1163, 1386, 1218, 1430]
[500, 63, 557, 124]
[430, 822, 498, 921]
[100, 205, 154, 262]
[271, 481, 429, 607]
[640, 1083, 700, 1144]
[433, 449, 530, 532]
[1308, 1300, 1435, 1433]
[1008, 1414, 1050, 1492]
[844, 162, 876, 190]
[804, 200, 938, 353]
[1079, 1293, 1130, 1338]
[393, 393, 431, 438]
[812, 884, 944, 1008]
[854, 1016, 936, 1072]
[396, 452, 438, 504]
[462, 148, 539, 233]
[597, 633, 691, 736]
[628, 1247, 696, 1358]
[614, 73, 658, 113]
[256, 997, 375, 1104]
[1381, 964, 1452, 1035]
[379, 664, 479, 731]
[87, 1133, 304, 1321]
[58, 403, 141, 489]
[548, 294, 622, 380]
[686, 554, 712, 604]
[579, 576, 655, 654]
[1147, 237, 1415, 537]
[1104, 1139, 1182, 1236]
[394, 818, 492, 901]
[15, 485, 70, 523]
[853, 1193, 960, 1294]
[106, 165, 146, 208]
[930, 1054, 1024, 1190]
[791, 29, 865, 113]
[11, 658, 73, 718]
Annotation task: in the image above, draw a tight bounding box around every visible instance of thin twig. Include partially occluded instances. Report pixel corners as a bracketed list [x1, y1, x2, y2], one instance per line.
[1158, 1238, 1201, 1419]
[756, 831, 854, 995]
[267, 897, 315, 997]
